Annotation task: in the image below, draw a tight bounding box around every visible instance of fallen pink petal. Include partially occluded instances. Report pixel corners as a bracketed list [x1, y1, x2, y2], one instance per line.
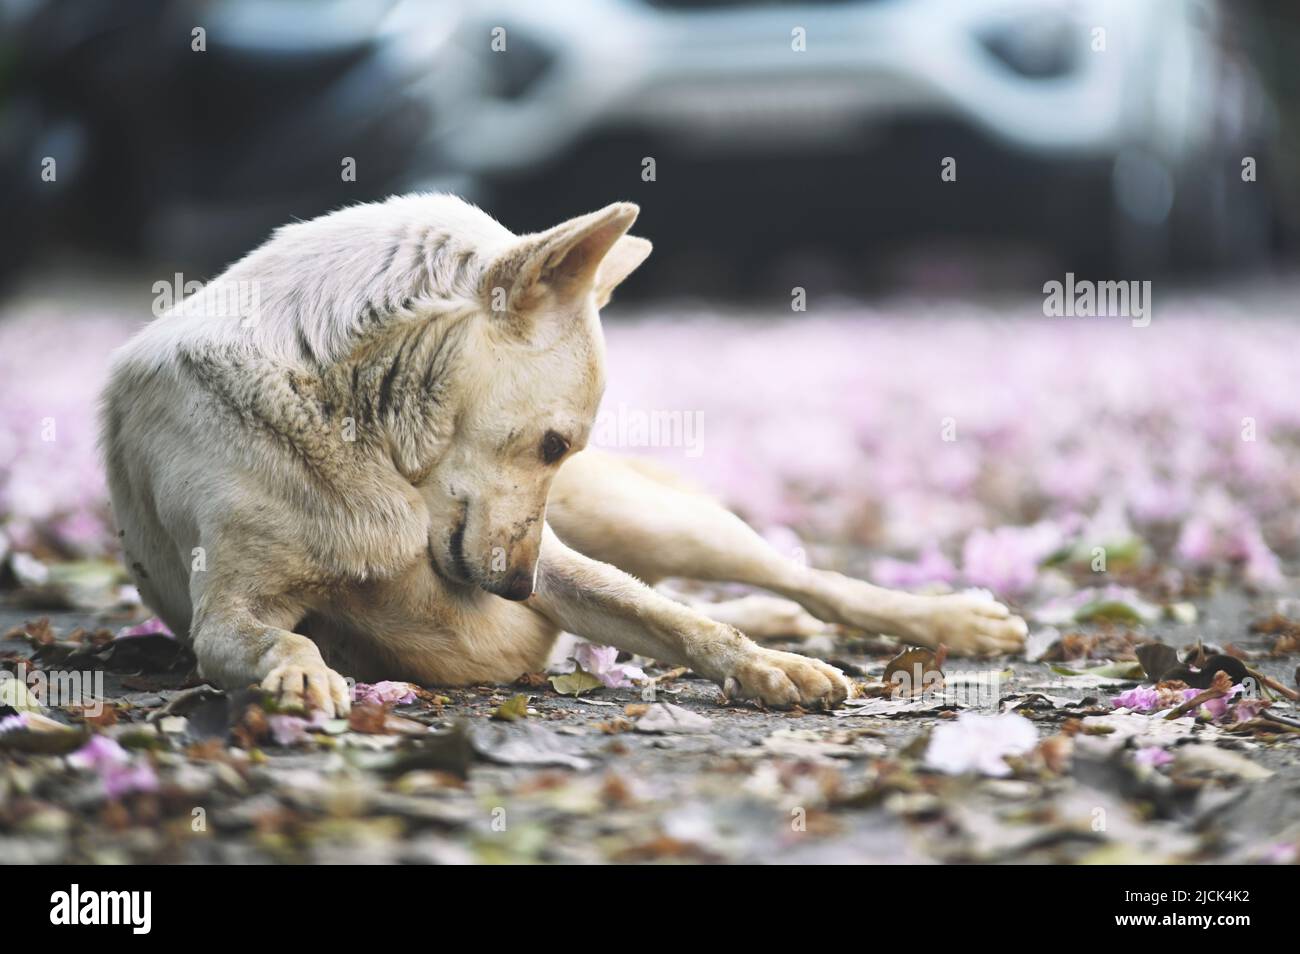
[924, 712, 1039, 777]
[0, 713, 27, 734]
[869, 544, 958, 589]
[574, 642, 646, 689]
[351, 681, 419, 707]
[68, 735, 159, 799]
[960, 523, 1065, 597]
[1134, 747, 1174, 768]
[1111, 687, 1164, 713]
[268, 714, 313, 746]
[115, 617, 175, 640]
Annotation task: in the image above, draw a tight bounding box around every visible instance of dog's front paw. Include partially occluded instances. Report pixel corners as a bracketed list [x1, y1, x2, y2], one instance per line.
[263, 661, 352, 718]
[905, 592, 1027, 656]
[722, 648, 851, 710]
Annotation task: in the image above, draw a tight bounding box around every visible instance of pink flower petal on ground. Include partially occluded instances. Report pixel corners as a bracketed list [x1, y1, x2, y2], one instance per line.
[0, 713, 27, 734]
[574, 642, 645, 688]
[5, 308, 1299, 600]
[1134, 746, 1173, 767]
[1117, 683, 1257, 723]
[268, 714, 312, 746]
[68, 735, 158, 798]
[1175, 497, 1287, 589]
[1111, 687, 1163, 713]
[869, 543, 958, 589]
[1195, 683, 1245, 723]
[1228, 697, 1270, 723]
[1262, 842, 1299, 864]
[924, 712, 1038, 777]
[1175, 516, 1218, 564]
[68, 734, 130, 770]
[960, 522, 1064, 597]
[351, 681, 418, 706]
[104, 761, 159, 799]
[1238, 529, 1284, 590]
[116, 617, 174, 640]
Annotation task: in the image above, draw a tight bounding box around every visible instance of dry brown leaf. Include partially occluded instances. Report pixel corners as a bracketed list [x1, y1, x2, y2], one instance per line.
[882, 647, 944, 698]
[347, 703, 390, 734]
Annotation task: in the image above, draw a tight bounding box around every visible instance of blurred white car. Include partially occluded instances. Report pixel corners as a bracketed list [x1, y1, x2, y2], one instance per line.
[403, 0, 1273, 273]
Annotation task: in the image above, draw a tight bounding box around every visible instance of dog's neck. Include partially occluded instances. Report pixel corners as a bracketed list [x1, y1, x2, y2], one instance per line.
[315, 309, 474, 484]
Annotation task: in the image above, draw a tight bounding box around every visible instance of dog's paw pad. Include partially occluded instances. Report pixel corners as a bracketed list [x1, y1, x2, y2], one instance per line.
[915, 596, 1028, 656]
[263, 663, 352, 718]
[723, 649, 850, 710]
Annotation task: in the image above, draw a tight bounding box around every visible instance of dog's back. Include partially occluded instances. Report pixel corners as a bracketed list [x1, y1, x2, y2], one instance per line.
[100, 194, 514, 638]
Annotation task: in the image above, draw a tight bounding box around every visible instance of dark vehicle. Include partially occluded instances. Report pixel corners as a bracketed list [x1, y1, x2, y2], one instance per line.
[0, 0, 440, 286]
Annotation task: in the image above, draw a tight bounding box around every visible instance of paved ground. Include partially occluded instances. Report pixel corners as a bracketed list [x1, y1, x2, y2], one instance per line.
[2, 275, 1299, 864]
[2, 583, 1297, 865]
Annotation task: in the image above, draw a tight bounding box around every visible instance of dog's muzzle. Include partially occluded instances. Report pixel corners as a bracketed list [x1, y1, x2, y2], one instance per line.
[486, 569, 534, 602]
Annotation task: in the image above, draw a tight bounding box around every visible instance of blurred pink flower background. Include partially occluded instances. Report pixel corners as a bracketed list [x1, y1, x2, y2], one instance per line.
[2, 291, 1297, 605]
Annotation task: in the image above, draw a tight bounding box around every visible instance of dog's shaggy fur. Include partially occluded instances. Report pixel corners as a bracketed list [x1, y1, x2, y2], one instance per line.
[100, 195, 1025, 715]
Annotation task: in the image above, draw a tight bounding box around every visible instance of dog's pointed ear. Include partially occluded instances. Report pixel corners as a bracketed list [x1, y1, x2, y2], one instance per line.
[594, 235, 651, 308]
[482, 202, 639, 323]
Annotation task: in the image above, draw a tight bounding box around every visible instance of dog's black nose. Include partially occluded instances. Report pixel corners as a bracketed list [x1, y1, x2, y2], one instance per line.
[497, 571, 534, 602]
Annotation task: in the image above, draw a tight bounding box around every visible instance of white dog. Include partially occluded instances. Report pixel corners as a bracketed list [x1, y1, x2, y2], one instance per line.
[100, 195, 1026, 717]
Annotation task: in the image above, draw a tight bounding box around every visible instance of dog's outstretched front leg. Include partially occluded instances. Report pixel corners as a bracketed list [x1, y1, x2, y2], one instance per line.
[548, 451, 1025, 655]
[530, 526, 850, 709]
[190, 595, 351, 718]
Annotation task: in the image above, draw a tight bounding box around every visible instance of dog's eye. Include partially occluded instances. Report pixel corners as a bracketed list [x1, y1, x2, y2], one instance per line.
[540, 431, 570, 464]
